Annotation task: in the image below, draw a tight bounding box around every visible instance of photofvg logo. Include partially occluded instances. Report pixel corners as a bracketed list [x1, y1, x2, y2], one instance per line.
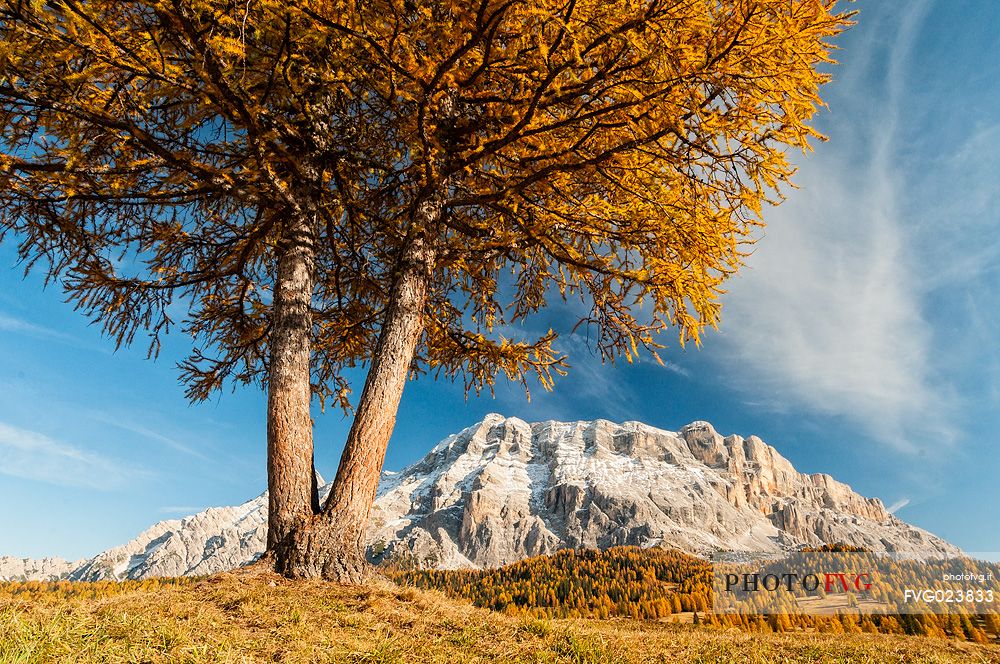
[724, 571, 872, 594]
[711, 551, 1000, 616]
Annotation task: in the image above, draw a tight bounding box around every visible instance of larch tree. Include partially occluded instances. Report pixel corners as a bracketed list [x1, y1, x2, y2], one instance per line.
[0, 0, 850, 581]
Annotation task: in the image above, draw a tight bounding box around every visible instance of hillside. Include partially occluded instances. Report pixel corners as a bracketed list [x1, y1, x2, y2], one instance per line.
[2, 570, 998, 663]
[1, 415, 958, 582]
[399, 546, 1000, 643]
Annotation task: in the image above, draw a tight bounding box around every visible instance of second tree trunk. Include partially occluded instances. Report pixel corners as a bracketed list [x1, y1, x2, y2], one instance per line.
[270, 226, 436, 582]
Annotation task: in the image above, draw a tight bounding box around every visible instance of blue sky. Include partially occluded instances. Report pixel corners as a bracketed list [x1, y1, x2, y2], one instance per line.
[2, 0, 999, 561]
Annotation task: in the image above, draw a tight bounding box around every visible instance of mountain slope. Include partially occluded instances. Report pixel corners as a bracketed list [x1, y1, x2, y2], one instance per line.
[0, 415, 958, 581]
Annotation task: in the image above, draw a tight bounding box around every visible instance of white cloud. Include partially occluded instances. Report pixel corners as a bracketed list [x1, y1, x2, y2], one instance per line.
[89, 413, 208, 460]
[158, 506, 205, 515]
[654, 359, 690, 379]
[887, 498, 911, 514]
[0, 422, 147, 489]
[714, 2, 955, 451]
[0, 313, 74, 342]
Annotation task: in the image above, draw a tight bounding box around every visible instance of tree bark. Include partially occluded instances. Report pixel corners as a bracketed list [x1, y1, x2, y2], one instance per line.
[273, 202, 439, 582]
[266, 217, 316, 553]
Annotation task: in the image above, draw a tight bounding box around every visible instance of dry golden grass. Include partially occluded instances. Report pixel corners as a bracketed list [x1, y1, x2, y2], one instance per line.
[1, 569, 998, 664]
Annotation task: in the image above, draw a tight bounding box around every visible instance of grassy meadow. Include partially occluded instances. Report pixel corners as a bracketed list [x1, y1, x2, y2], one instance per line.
[2, 568, 999, 663]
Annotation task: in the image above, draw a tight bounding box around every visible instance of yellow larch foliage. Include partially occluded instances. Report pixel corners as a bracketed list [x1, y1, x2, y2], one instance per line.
[0, 0, 851, 400]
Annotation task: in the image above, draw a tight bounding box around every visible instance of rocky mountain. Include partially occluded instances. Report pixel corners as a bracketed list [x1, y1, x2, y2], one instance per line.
[0, 415, 958, 581]
[0, 556, 81, 581]
[67, 496, 271, 582]
[368, 415, 957, 567]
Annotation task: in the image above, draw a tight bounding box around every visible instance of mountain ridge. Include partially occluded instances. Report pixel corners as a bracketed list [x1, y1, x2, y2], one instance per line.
[0, 414, 958, 581]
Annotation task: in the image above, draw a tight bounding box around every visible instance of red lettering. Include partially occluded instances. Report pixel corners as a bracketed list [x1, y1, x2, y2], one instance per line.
[824, 573, 850, 592]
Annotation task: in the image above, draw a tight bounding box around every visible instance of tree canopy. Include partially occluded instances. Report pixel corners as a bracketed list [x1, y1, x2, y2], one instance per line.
[1, 0, 847, 399]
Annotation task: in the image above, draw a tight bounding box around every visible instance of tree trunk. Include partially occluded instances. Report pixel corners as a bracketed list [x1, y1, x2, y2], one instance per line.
[273, 205, 438, 582]
[266, 217, 316, 553]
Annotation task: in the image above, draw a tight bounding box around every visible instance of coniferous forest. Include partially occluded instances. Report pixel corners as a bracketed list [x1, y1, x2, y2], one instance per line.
[397, 546, 1000, 644]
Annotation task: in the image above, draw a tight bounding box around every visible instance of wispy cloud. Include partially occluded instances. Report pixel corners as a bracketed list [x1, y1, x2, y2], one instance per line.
[0, 311, 111, 354]
[656, 359, 690, 379]
[714, 2, 955, 452]
[540, 332, 637, 421]
[0, 313, 75, 343]
[158, 506, 206, 515]
[471, 313, 637, 422]
[89, 413, 208, 460]
[887, 498, 911, 514]
[0, 422, 147, 489]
